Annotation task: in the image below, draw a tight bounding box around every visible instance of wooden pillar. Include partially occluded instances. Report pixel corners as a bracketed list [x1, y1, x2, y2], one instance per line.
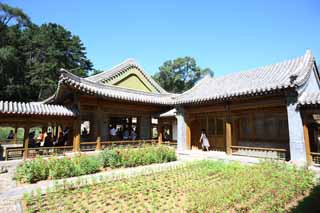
[96, 110, 102, 151]
[73, 120, 81, 152]
[226, 121, 232, 154]
[158, 120, 163, 144]
[73, 93, 81, 152]
[186, 119, 191, 149]
[13, 126, 18, 144]
[57, 125, 63, 138]
[225, 105, 232, 154]
[54, 124, 59, 137]
[96, 125, 101, 151]
[23, 126, 30, 160]
[303, 122, 312, 165]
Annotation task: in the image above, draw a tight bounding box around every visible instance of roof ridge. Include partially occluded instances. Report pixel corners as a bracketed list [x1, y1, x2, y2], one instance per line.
[290, 49, 315, 87]
[86, 59, 168, 94]
[178, 74, 212, 97]
[215, 53, 308, 81]
[86, 58, 137, 81]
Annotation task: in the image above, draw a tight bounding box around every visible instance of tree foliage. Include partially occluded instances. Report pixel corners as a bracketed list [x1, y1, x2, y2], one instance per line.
[152, 57, 213, 93]
[0, 3, 92, 101]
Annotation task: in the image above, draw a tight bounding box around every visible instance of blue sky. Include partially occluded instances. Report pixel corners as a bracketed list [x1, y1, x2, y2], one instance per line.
[4, 0, 320, 76]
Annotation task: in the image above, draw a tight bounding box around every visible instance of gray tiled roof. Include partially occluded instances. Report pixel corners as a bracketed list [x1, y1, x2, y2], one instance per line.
[59, 69, 176, 105]
[175, 50, 315, 104]
[0, 101, 76, 117]
[299, 92, 320, 105]
[86, 59, 168, 94]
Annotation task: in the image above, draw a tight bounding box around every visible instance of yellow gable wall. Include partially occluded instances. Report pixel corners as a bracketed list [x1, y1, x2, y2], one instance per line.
[104, 67, 159, 93]
[114, 74, 153, 92]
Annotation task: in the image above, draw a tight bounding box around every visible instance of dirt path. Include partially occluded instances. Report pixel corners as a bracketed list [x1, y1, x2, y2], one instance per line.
[0, 160, 22, 213]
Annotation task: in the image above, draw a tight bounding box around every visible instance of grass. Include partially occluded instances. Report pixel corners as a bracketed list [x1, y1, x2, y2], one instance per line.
[22, 160, 317, 212]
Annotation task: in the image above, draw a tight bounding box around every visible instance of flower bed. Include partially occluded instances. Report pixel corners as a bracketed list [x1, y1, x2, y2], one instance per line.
[15, 145, 176, 183]
[22, 160, 316, 212]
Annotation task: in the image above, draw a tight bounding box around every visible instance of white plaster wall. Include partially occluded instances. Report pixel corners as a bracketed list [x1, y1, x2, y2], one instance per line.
[301, 66, 320, 93]
[176, 107, 187, 150]
[287, 64, 319, 164]
[172, 120, 177, 141]
[286, 101, 307, 164]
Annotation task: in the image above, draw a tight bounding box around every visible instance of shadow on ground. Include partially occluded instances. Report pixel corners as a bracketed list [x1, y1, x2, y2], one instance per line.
[290, 185, 320, 213]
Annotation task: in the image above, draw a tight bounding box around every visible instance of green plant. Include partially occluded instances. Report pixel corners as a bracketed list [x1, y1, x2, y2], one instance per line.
[15, 157, 49, 183]
[73, 154, 101, 175]
[16, 145, 177, 184]
[100, 145, 177, 168]
[22, 160, 318, 212]
[47, 157, 77, 179]
[99, 149, 123, 168]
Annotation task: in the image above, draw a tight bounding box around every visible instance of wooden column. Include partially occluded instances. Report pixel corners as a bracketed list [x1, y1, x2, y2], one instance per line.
[23, 126, 30, 160]
[158, 120, 163, 144]
[96, 125, 101, 150]
[303, 122, 312, 165]
[57, 125, 63, 138]
[186, 119, 191, 149]
[96, 109, 102, 151]
[73, 93, 81, 152]
[73, 120, 81, 152]
[226, 121, 232, 154]
[225, 105, 232, 154]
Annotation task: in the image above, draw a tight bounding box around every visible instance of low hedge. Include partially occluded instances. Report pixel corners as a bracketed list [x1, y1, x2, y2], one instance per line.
[100, 145, 177, 168]
[15, 145, 176, 183]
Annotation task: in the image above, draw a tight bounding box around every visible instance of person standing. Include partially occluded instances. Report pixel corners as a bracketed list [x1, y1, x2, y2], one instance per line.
[130, 128, 137, 140]
[200, 129, 210, 151]
[7, 130, 14, 140]
[109, 126, 117, 140]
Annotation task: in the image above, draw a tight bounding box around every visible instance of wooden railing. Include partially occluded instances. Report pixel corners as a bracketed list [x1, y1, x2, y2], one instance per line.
[5, 146, 73, 161]
[0, 139, 23, 144]
[311, 152, 320, 165]
[78, 139, 177, 151]
[80, 142, 97, 151]
[162, 140, 177, 147]
[231, 146, 288, 161]
[101, 139, 157, 148]
[3, 139, 174, 160]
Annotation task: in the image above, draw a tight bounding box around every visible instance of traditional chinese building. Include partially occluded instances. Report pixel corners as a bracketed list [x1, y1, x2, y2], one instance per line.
[1, 50, 320, 165]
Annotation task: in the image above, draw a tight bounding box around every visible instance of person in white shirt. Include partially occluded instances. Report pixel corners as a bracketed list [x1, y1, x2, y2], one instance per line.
[200, 129, 210, 151]
[109, 126, 117, 140]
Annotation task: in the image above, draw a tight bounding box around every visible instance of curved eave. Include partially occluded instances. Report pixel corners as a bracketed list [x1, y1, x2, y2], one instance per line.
[0, 101, 77, 117]
[60, 69, 175, 105]
[176, 85, 294, 105]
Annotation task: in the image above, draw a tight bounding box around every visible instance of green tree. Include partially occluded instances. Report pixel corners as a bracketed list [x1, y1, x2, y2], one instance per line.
[25, 23, 93, 99]
[0, 3, 93, 101]
[0, 3, 31, 101]
[153, 57, 213, 93]
[0, 3, 31, 31]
